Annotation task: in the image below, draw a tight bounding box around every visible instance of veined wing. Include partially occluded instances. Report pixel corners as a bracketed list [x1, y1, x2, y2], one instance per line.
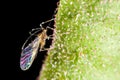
[20, 37, 40, 71]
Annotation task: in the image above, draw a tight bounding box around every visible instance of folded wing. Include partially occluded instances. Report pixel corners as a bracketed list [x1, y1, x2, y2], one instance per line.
[20, 37, 40, 71]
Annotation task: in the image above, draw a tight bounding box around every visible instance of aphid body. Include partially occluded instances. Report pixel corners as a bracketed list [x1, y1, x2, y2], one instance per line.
[20, 19, 54, 71]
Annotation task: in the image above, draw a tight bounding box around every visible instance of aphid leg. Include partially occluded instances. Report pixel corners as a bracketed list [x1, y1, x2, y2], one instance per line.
[40, 48, 50, 51]
[46, 26, 54, 30]
[46, 35, 54, 40]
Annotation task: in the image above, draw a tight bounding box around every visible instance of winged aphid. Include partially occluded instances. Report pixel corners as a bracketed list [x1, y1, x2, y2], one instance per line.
[20, 18, 54, 70]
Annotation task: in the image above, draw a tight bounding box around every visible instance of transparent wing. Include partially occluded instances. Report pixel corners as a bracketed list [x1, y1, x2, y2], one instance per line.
[20, 37, 40, 70]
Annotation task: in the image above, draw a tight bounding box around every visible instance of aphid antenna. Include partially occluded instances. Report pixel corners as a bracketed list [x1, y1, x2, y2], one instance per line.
[40, 18, 55, 27]
[29, 18, 55, 34]
[29, 28, 41, 35]
[31, 7, 58, 33]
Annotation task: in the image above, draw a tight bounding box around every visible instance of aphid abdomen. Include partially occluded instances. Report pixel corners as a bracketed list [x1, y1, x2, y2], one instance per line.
[37, 29, 48, 52]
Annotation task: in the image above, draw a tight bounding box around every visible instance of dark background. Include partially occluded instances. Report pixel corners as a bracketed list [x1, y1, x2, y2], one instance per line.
[11, 0, 60, 80]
